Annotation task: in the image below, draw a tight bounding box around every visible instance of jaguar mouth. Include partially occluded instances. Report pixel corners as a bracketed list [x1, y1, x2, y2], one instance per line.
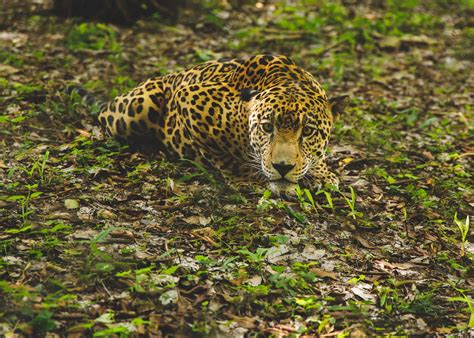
[268, 178, 298, 195]
[269, 178, 298, 184]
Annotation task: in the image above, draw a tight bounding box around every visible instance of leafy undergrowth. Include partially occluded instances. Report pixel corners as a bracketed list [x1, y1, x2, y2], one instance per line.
[1, 0, 473, 336]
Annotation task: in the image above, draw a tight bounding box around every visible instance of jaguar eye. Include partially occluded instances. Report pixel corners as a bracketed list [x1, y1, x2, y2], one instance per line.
[261, 123, 274, 133]
[302, 126, 315, 137]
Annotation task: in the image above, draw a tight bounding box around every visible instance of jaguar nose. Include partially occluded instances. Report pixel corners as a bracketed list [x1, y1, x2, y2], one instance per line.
[272, 162, 295, 178]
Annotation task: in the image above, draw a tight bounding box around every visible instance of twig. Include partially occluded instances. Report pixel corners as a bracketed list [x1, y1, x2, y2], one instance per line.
[153, 200, 193, 211]
[101, 280, 112, 298]
[302, 39, 347, 58]
[457, 152, 474, 158]
[321, 324, 364, 337]
[378, 177, 427, 186]
[354, 270, 390, 275]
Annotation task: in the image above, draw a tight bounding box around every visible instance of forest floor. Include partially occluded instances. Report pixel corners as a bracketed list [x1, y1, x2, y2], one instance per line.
[1, 1, 473, 336]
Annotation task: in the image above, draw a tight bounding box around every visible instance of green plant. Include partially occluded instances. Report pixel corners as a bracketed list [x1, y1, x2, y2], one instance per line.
[401, 291, 443, 316]
[378, 286, 397, 313]
[0, 50, 24, 67]
[340, 186, 363, 220]
[257, 190, 306, 222]
[295, 186, 318, 212]
[109, 76, 136, 99]
[92, 311, 148, 337]
[66, 23, 120, 52]
[294, 296, 322, 310]
[317, 314, 336, 334]
[269, 270, 304, 294]
[84, 227, 123, 277]
[190, 321, 211, 335]
[6, 183, 42, 228]
[448, 286, 474, 328]
[66, 86, 91, 110]
[0, 114, 27, 125]
[454, 212, 470, 257]
[179, 159, 217, 186]
[5, 151, 52, 189]
[24, 151, 50, 186]
[237, 247, 269, 264]
[348, 274, 366, 285]
[315, 188, 334, 209]
[30, 310, 56, 334]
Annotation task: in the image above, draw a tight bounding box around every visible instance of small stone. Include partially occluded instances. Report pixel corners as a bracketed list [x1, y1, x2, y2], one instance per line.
[64, 199, 79, 209]
[159, 289, 178, 305]
[97, 209, 117, 220]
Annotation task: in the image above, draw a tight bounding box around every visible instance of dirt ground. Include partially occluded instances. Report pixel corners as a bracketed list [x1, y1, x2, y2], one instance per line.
[1, 1, 473, 336]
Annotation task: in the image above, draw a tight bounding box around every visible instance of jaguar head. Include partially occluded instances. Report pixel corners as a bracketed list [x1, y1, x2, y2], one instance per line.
[243, 83, 349, 194]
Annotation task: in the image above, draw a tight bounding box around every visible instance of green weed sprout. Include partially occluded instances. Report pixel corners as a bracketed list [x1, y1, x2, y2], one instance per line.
[448, 286, 474, 328]
[7, 183, 42, 228]
[454, 212, 470, 257]
[315, 188, 334, 210]
[340, 186, 362, 220]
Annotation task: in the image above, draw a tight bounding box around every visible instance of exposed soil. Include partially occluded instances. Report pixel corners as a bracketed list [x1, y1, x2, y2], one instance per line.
[0, 1, 473, 336]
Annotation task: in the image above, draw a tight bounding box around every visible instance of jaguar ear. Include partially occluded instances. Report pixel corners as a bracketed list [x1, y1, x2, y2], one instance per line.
[241, 88, 259, 101]
[329, 95, 350, 119]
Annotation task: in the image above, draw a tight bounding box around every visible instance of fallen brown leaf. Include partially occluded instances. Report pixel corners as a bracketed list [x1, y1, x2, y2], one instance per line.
[310, 267, 338, 280]
[354, 235, 376, 249]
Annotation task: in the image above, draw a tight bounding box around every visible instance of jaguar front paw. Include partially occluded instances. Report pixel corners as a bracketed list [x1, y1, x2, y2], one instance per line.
[305, 170, 339, 192]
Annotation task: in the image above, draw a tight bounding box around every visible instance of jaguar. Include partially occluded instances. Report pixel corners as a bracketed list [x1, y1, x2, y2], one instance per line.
[97, 54, 349, 194]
